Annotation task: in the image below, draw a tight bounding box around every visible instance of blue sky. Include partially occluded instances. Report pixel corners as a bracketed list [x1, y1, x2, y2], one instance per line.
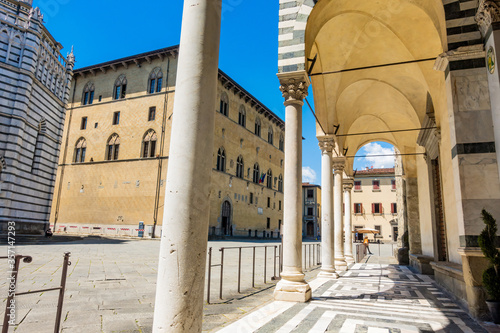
[40, 0, 393, 185]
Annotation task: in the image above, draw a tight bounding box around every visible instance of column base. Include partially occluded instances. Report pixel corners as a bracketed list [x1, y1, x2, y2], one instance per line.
[274, 279, 312, 302]
[318, 270, 339, 279]
[345, 255, 355, 265]
[335, 258, 348, 271]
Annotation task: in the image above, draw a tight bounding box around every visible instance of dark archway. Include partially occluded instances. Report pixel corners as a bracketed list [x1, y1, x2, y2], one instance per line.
[221, 200, 232, 236]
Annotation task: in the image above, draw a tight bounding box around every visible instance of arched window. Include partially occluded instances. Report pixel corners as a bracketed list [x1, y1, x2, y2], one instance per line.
[278, 174, 283, 192]
[266, 169, 273, 189]
[74, 138, 87, 163]
[142, 130, 157, 158]
[236, 155, 244, 178]
[238, 105, 246, 127]
[82, 82, 95, 105]
[268, 125, 274, 144]
[148, 68, 163, 94]
[106, 134, 120, 161]
[216, 147, 226, 172]
[255, 117, 261, 137]
[113, 75, 127, 100]
[220, 92, 229, 116]
[253, 163, 260, 183]
[279, 133, 284, 151]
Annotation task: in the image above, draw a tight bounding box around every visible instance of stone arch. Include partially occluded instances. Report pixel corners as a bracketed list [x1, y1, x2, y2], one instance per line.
[219, 197, 233, 236]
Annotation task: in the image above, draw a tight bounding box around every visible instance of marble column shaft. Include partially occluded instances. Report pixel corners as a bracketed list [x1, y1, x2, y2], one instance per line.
[344, 179, 354, 264]
[318, 136, 338, 278]
[274, 71, 311, 302]
[152, 1, 221, 332]
[333, 157, 347, 271]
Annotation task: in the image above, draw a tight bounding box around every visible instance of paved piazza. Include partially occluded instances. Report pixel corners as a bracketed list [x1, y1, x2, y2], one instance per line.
[0, 237, 493, 332]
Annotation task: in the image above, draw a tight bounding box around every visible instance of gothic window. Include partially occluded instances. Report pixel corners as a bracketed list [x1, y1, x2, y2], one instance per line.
[74, 138, 87, 163]
[255, 117, 261, 137]
[220, 92, 229, 116]
[238, 105, 246, 127]
[216, 147, 226, 172]
[113, 75, 127, 100]
[278, 174, 283, 192]
[266, 169, 273, 189]
[253, 163, 260, 183]
[268, 125, 273, 144]
[82, 82, 95, 105]
[148, 67, 163, 94]
[106, 134, 120, 161]
[236, 155, 244, 178]
[142, 129, 157, 158]
[279, 133, 284, 151]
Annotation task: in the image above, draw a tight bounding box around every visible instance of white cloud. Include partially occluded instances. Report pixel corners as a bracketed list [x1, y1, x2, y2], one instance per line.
[359, 143, 395, 169]
[302, 166, 317, 183]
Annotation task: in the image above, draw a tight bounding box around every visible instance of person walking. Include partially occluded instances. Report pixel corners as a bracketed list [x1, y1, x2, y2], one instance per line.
[363, 236, 372, 255]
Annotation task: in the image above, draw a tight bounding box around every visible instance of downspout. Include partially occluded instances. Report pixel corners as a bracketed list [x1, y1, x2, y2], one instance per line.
[152, 57, 171, 238]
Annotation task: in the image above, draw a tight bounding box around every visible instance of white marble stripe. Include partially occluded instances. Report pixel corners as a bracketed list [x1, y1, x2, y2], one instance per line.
[278, 57, 305, 67]
[450, 316, 475, 333]
[341, 319, 420, 333]
[279, 7, 299, 16]
[278, 44, 304, 53]
[367, 328, 390, 333]
[330, 313, 447, 331]
[308, 311, 336, 333]
[278, 33, 294, 42]
[217, 301, 295, 333]
[275, 305, 316, 333]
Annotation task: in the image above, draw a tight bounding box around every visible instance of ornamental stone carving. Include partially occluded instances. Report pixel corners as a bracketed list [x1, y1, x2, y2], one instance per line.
[332, 156, 346, 173]
[476, 0, 500, 37]
[318, 136, 335, 154]
[343, 178, 354, 191]
[277, 71, 310, 103]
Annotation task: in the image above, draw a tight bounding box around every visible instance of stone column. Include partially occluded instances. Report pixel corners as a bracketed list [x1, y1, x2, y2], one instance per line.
[343, 178, 354, 265]
[274, 71, 311, 302]
[333, 157, 347, 271]
[152, 1, 221, 332]
[317, 136, 338, 278]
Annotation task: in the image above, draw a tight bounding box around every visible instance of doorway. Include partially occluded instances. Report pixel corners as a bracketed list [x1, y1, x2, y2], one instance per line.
[306, 222, 314, 237]
[221, 200, 232, 236]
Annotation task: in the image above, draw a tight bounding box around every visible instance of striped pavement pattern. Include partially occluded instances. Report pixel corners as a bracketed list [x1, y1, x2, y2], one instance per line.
[219, 263, 486, 332]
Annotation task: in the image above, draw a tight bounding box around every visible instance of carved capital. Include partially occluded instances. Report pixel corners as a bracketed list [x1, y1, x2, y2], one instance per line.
[343, 178, 354, 191]
[332, 157, 346, 173]
[476, 0, 500, 37]
[317, 135, 335, 154]
[277, 71, 310, 104]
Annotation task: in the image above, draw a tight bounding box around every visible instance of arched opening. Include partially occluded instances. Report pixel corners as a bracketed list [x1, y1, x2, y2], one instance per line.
[221, 200, 232, 236]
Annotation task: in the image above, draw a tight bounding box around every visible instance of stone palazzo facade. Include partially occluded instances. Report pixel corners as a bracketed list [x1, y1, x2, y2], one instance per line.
[49, 45, 285, 238]
[277, 0, 500, 321]
[0, 0, 74, 232]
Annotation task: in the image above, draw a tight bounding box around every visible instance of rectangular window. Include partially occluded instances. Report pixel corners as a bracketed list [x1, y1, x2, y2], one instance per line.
[391, 179, 396, 191]
[391, 203, 398, 214]
[157, 78, 163, 92]
[121, 84, 127, 99]
[113, 111, 120, 125]
[279, 200, 281, 210]
[307, 189, 314, 198]
[267, 197, 271, 208]
[250, 192, 253, 204]
[113, 144, 120, 160]
[114, 86, 121, 100]
[375, 225, 382, 235]
[267, 218, 270, 229]
[148, 107, 156, 121]
[307, 207, 314, 216]
[89, 91, 94, 105]
[354, 203, 363, 214]
[354, 181, 362, 191]
[80, 117, 87, 130]
[94, 122, 98, 128]
[372, 180, 380, 190]
[278, 220, 282, 230]
[372, 203, 382, 214]
[99, 95, 102, 102]
[150, 79, 156, 94]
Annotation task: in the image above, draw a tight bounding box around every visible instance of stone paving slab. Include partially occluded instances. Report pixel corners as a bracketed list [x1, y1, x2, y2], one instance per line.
[218, 256, 495, 333]
[0, 237, 319, 332]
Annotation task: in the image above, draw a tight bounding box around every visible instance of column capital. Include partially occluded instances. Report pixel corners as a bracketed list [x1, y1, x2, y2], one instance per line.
[343, 178, 354, 191]
[318, 135, 335, 154]
[277, 71, 310, 105]
[476, 0, 500, 37]
[332, 156, 346, 173]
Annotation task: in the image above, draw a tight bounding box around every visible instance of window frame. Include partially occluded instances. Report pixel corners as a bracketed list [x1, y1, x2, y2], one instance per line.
[372, 180, 380, 191]
[106, 134, 120, 161]
[238, 105, 246, 127]
[113, 75, 127, 100]
[354, 180, 362, 191]
[80, 117, 87, 130]
[236, 155, 244, 178]
[255, 117, 261, 137]
[142, 129, 158, 158]
[113, 111, 120, 125]
[354, 203, 363, 215]
[216, 147, 226, 172]
[148, 107, 156, 121]
[266, 169, 273, 189]
[74, 137, 87, 163]
[372, 203, 383, 215]
[220, 92, 229, 116]
[253, 163, 260, 184]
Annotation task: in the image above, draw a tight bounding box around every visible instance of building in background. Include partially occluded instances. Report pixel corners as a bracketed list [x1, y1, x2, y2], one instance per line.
[351, 168, 397, 243]
[49, 45, 285, 238]
[0, 0, 74, 233]
[302, 183, 321, 238]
